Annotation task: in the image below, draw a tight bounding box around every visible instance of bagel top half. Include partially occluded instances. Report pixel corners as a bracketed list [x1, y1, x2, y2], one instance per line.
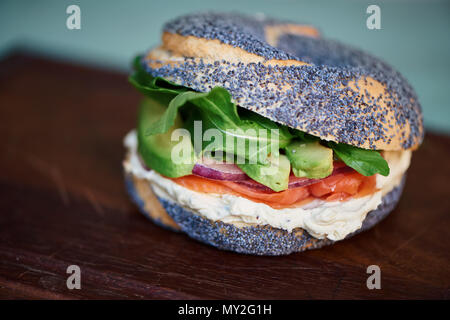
[142, 12, 424, 151]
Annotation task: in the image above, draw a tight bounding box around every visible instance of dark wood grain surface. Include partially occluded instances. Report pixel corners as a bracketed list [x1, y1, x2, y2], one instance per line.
[0, 52, 449, 299]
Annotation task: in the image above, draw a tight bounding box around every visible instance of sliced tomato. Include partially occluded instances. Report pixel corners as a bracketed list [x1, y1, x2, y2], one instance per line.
[170, 164, 378, 209]
[334, 172, 364, 195]
[309, 174, 345, 197]
[220, 181, 310, 207]
[309, 172, 364, 198]
[172, 175, 234, 194]
[325, 192, 351, 202]
[356, 175, 377, 198]
[172, 175, 310, 208]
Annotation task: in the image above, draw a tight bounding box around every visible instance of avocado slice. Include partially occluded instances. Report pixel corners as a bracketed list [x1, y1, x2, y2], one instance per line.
[237, 154, 291, 192]
[137, 97, 195, 178]
[285, 140, 333, 179]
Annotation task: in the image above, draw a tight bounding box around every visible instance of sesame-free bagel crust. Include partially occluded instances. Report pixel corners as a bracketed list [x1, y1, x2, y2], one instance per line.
[143, 12, 423, 151]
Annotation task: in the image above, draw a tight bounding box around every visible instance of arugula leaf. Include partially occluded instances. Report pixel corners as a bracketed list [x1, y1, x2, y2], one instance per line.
[129, 56, 187, 96]
[129, 55, 388, 191]
[129, 56, 292, 164]
[240, 109, 293, 147]
[328, 142, 390, 177]
[129, 57, 245, 136]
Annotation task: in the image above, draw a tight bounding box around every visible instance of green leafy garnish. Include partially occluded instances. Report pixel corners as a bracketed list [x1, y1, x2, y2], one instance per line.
[129, 56, 390, 191]
[129, 56, 292, 165]
[328, 142, 390, 177]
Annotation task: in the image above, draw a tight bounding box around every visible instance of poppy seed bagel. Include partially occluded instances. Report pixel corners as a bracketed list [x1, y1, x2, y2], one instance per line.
[124, 12, 421, 256]
[143, 12, 424, 150]
[125, 172, 406, 255]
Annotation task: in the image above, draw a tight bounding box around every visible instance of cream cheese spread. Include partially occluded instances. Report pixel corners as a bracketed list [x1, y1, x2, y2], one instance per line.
[123, 130, 411, 241]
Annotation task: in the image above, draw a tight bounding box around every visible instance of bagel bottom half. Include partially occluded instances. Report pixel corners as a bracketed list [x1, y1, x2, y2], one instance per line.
[124, 171, 405, 256]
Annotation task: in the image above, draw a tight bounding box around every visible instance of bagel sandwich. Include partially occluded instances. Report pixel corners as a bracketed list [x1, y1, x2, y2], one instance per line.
[123, 12, 424, 255]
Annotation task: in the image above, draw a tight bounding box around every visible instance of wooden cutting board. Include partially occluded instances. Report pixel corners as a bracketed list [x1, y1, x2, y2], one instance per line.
[0, 52, 448, 299]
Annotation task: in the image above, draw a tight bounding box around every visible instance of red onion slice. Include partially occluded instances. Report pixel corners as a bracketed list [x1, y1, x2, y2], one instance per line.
[192, 157, 249, 181]
[190, 156, 356, 192]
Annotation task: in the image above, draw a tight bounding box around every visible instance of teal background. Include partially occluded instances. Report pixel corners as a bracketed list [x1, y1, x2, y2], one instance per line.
[1, 0, 449, 133]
